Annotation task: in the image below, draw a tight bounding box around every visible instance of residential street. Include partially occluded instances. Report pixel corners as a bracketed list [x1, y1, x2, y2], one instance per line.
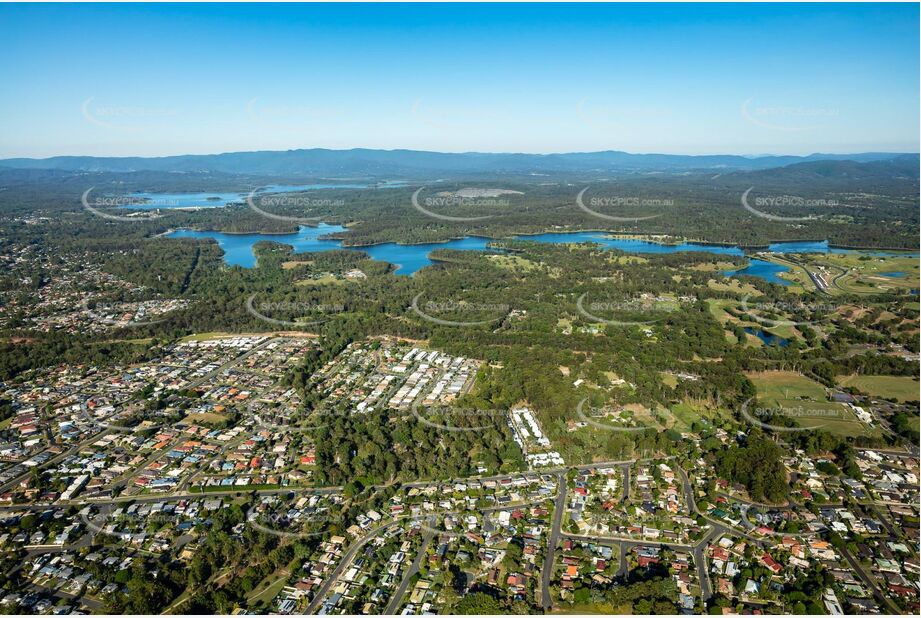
[540, 471, 566, 611]
[384, 527, 435, 614]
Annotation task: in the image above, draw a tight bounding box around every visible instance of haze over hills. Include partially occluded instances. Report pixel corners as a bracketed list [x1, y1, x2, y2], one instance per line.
[0, 148, 915, 178]
[724, 154, 920, 183]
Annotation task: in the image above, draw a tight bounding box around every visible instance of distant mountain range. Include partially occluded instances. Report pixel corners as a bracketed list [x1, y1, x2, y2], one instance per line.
[0, 148, 915, 178]
[728, 154, 920, 183]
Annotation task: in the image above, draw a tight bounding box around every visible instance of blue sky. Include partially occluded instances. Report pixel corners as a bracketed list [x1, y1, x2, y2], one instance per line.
[0, 3, 917, 157]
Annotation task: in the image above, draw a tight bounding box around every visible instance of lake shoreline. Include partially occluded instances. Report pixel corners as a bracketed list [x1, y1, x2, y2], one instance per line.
[166, 223, 918, 254]
[163, 224, 917, 281]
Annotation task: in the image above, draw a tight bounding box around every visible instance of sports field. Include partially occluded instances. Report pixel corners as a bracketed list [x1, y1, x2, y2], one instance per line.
[746, 371, 876, 437]
[837, 374, 920, 403]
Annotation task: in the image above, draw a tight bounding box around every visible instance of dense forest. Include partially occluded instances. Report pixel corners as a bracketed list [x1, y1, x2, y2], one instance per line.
[1, 157, 918, 248]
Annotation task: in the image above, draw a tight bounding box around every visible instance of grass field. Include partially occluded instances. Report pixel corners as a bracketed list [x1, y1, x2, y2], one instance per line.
[826, 253, 919, 279]
[707, 299, 804, 345]
[837, 374, 920, 402]
[755, 321, 800, 340]
[746, 370, 877, 437]
[835, 269, 918, 295]
[248, 566, 292, 605]
[281, 260, 312, 270]
[774, 253, 920, 296]
[552, 602, 623, 614]
[688, 260, 741, 272]
[95, 337, 154, 346]
[706, 279, 760, 295]
[296, 273, 346, 286]
[182, 412, 229, 425]
[660, 372, 679, 388]
[180, 331, 239, 342]
[488, 254, 565, 277]
[747, 370, 828, 401]
[706, 299, 740, 344]
[669, 402, 705, 430]
[487, 254, 540, 271]
[606, 254, 648, 265]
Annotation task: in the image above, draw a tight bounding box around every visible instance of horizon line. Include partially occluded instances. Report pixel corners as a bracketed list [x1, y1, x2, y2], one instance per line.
[3, 147, 918, 161]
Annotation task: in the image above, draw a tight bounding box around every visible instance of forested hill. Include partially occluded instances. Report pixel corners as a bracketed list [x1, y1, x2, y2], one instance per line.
[726, 154, 920, 183]
[1, 148, 914, 178]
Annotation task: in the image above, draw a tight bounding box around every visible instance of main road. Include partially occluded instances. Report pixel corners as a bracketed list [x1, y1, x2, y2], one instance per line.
[540, 472, 566, 611]
[0, 457, 657, 514]
[839, 544, 901, 614]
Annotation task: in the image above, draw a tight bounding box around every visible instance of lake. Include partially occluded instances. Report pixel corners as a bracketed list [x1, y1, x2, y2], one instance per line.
[165, 226, 915, 283]
[126, 183, 405, 209]
[167, 224, 493, 274]
[723, 259, 790, 286]
[168, 223, 349, 264]
[515, 232, 790, 284]
[517, 232, 744, 255]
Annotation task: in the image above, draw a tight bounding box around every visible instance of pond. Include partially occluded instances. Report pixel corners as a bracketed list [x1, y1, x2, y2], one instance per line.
[743, 327, 791, 347]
